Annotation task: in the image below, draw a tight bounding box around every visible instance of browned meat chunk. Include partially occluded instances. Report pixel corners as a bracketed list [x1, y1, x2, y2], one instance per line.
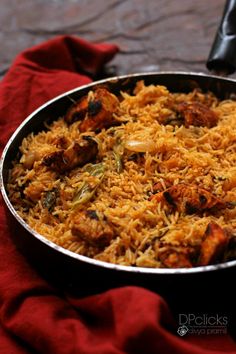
[24, 181, 47, 202]
[159, 246, 193, 268]
[65, 96, 88, 124]
[43, 136, 98, 173]
[176, 101, 218, 128]
[80, 88, 119, 132]
[71, 210, 114, 247]
[150, 183, 226, 214]
[198, 222, 229, 266]
[223, 230, 236, 261]
[65, 88, 119, 132]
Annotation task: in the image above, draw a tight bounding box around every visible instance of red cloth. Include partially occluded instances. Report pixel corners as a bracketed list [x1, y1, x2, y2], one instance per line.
[0, 35, 235, 353]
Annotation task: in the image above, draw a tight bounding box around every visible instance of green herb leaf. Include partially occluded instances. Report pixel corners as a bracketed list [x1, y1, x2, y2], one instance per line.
[72, 163, 105, 207]
[113, 150, 123, 173]
[42, 188, 58, 212]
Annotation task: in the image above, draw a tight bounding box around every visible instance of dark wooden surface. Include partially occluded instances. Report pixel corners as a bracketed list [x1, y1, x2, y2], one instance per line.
[0, 0, 229, 80]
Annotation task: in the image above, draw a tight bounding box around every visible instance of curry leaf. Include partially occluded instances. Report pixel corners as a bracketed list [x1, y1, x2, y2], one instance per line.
[72, 163, 105, 207]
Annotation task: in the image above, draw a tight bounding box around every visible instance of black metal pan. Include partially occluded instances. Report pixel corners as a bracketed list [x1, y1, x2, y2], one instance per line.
[1, 0, 236, 310]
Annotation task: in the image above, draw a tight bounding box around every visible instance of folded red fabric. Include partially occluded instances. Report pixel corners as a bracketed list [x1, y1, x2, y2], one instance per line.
[0, 35, 235, 353]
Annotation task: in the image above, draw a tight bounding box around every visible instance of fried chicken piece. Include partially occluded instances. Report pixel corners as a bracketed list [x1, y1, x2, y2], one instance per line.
[80, 88, 119, 132]
[198, 222, 229, 266]
[24, 170, 56, 202]
[223, 230, 236, 261]
[24, 181, 47, 202]
[71, 210, 114, 248]
[150, 183, 226, 214]
[65, 96, 88, 124]
[43, 136, 98, 173]
[159, 246, 193, 268]
[176, 101, 218, 128]
[65, 88, 119, 132]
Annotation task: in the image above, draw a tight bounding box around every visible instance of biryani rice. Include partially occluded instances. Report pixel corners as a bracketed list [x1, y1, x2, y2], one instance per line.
[7, 81, 236, 268]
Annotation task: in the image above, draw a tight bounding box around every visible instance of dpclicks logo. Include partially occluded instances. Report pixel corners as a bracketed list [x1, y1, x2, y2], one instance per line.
[177, 313, 228, 336]
[177, 325, 189, 336]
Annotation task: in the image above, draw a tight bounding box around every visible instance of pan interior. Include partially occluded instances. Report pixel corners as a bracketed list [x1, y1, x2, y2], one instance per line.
[1, 72, 236, 276]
